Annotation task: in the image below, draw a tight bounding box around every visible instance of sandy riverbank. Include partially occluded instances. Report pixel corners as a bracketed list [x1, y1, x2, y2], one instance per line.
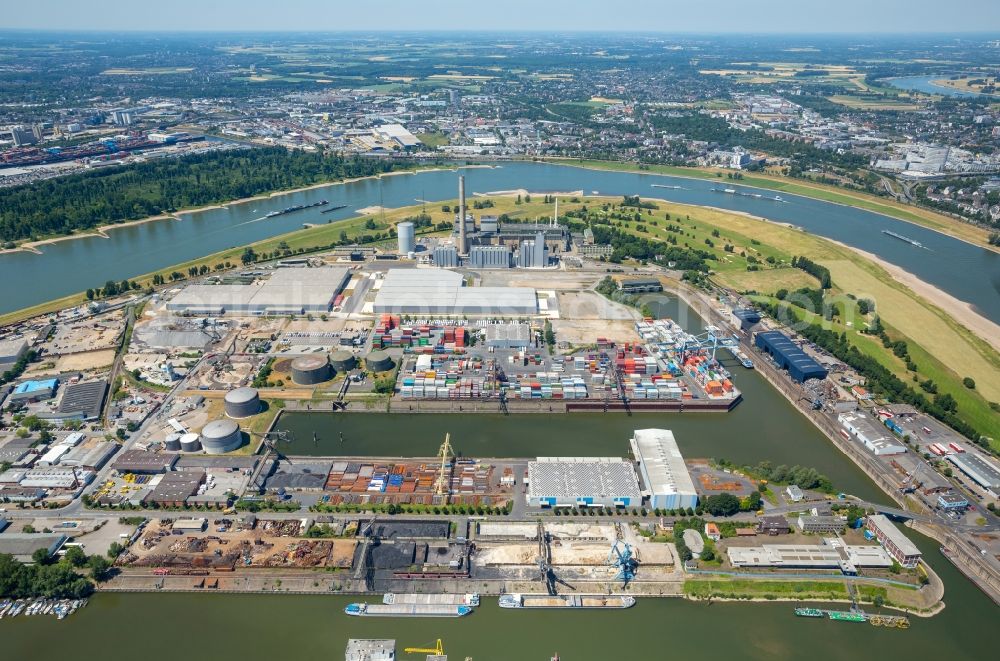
[841, 243, 1000, 355]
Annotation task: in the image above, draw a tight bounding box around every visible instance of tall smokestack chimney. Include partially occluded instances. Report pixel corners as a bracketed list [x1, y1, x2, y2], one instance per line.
[458, 175, 467, 256]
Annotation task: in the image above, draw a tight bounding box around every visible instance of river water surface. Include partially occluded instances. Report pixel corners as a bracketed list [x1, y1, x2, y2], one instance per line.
[3, 162, 999, 322]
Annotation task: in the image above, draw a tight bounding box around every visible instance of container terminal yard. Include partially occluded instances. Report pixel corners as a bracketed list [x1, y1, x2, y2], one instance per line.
[0, 178, 998, 655]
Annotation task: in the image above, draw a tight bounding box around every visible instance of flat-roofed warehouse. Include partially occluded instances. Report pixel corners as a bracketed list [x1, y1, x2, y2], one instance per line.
[113, 449, 178, 474]
[630, 428, 698, 510]
[0, 533, 67, 563]
[526, 457, 641, 508]
[0, 337, 28, 372]
[166, 267, 350, 315]
[373, 269, 537, 316]
[754, 330, 828, 383]
[945, 452, 1000, 497]
[484, 322, 531, 349]
[144, 469, 206, 507]
[53, 379, 109, 421]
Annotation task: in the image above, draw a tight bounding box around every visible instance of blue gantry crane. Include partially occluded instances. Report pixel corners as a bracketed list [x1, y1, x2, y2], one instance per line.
[608, 540, 638, 587]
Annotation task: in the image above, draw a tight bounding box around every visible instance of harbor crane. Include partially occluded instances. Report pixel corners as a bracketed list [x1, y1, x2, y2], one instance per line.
[678, 325, 738, 362]
[537, 521, 575, 595]
[404, 639, 444, 655]
[608, 540, 638, 587]
[433, 433, 455, 499]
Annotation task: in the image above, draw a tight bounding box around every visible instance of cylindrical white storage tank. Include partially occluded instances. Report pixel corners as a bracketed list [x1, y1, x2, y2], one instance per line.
[291, 355, 332, 385]
[397, 221, 415, 255]
[164, 433, 182, 452]
[200, 419, 243, 455]
[180, 433, 202, 452]
[225, 387, 261, 419]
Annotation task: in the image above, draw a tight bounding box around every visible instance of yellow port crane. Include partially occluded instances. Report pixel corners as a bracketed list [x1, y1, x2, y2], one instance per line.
[433, 433, 454, 498]
[404, 639, 444, 655]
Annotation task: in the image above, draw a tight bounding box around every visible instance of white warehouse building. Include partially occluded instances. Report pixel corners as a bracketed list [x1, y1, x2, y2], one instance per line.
[526, 457, 641, 509]
[372, 268, 537, 316]
[838, 412, 906, 456]
[629, 429, 698, 510]
[166, 267, 350, 316]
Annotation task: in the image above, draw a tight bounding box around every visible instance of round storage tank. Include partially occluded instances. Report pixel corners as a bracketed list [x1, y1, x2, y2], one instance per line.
[366, 350, 394, 373]
[225, 386, 261, 419]
[179, 433, 202, 452]
[201, 419, 243, 455]
[397, 221, 415, 255]
[330, 350, 357, 372]
[164, 433, 182, 452]
[291, 355, 332, 385]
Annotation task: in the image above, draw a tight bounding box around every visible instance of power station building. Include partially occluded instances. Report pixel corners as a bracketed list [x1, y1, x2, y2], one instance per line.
[754, 330, 828, 382]
[517, 232, 549, 268]
[629, 429, 698, 510]
[372, 268, 537, 316]
[166, 267, 350, 316]
[469, 245, 512, 269]
[433, 245, 459, 268]
[526, 457, 641, 509]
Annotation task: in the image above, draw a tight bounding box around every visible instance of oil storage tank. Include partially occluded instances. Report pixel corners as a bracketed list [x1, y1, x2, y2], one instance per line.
[200, 419, 243, 454]
[397, 221, 415, 255]
[164, 433, 182, 452]
[225, 387, 261, 419]
[291, 355, 333, 385]
[180, 433, 202, 452]
[330, 350, 357, 372]
[366, 350, 394, 373]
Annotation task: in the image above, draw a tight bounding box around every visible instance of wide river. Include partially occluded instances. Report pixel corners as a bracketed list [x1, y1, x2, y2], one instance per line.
[2, 162, 999, 322]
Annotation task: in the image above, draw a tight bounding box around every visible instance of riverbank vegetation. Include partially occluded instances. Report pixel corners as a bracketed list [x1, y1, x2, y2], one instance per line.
[0, 148, 406, 243]
[0, 547, 112, 599]
[684, 578, 892, 604]
[547, 158, 996, 251]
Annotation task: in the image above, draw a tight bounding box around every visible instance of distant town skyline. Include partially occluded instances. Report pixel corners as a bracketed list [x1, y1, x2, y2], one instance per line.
[5, 0, 999, 33]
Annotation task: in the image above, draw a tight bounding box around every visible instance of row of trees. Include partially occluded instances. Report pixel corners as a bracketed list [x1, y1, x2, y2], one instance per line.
[791, 255, 832, 289]
[0, 148, 402, 242]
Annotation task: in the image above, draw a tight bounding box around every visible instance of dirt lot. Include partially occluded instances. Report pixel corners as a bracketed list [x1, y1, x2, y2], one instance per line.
[46, 349, 116, 373]
[120, 520, 357, 570]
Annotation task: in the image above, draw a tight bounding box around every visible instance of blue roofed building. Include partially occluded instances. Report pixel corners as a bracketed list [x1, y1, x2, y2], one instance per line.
[8, 377, 59, 404]
[754, 331, 828, 383]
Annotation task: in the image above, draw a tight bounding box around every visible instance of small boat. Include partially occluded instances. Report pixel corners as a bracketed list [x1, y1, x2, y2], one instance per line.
[794, 608, 825, 618]
[651, 183, 684, 189]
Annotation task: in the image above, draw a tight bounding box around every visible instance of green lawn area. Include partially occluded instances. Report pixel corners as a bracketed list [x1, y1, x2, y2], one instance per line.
[684, 578, 851, 600]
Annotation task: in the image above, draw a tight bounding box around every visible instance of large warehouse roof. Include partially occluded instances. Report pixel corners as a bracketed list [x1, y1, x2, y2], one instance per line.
[754, 330, 828, 382]
[167, 267, 350, 314]
[57, 379, 109, 420]
[630, 428, 696, 498]
[373, 268, 536, 315]
[944, 453, 1000, 493]
[527, 457, 641, 503]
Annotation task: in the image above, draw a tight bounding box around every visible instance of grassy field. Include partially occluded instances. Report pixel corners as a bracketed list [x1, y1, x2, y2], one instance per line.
[684, 577, 895, 604]
[827, 95, 922, 111]
[416, 132, 450, 148]
[545, 158, 996, 250]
